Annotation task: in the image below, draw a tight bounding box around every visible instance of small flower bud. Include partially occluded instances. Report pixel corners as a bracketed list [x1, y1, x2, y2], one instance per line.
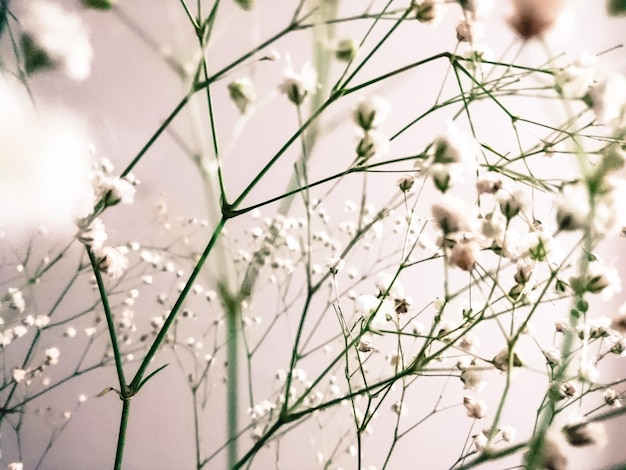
[228, 78, 256, 114]
[335, 38, 358, 62]
[354, 95, 391, 131]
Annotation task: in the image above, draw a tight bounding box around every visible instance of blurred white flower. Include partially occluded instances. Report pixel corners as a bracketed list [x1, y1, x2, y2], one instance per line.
[0, 77, 94, 234]
[45, 346, 60, 365]
[228, 78, 256, 114]
[411, 0, 447, 25]
[463, 395, 487, 419]
[588, 72, 626, 126]
[21, 0, 93, 81]
[462, 0, 495, 19]
[279, 57, 317, 105]
[354, 95, 391, 131]
[555, 52, 597, 98]
[95, 246, 129, 278]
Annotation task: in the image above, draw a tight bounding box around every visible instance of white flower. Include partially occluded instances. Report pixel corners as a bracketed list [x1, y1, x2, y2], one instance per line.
[7, 463, 24, 470]
[461, 0, 494, 19]
[431, 195, 477, 234]
[12, 368, 27, 383]
[95, 246, 129, 278]
[6, 287, 26, 314]
[103, 177, 136, 206]
[356, 129, 390, 164]
[279, 58, 317, 105]
[555, 183, 590, 231]
[45, 347, 60, 365]
[603, 388, 622, 407]
[0, 77, 94, 233]
[354, 95, 391, 131]
[497, 187, 528, 220]
[77, 217, 108, 249]
[228, 78, 256, 114]
[460, 367, 486, 391]
[375, 273, 404, 299]
[458, 332, 480, 353]
[432, 121, 477, 167]
[555, 52, 597, 98]
[501, 425, 516, 443]
[326, 255, 345, 275]
[449, 237, 480, 271]
[588, 72, 626, 126]
[456, 19, 484, 43]
[581, 260, 621, 300]
[425, 121, 477, 191]
[22, 0, 93, 81]
[411, 0, 447, 25]
[463, 396, 487, 419]
[579, 357, 600, 383]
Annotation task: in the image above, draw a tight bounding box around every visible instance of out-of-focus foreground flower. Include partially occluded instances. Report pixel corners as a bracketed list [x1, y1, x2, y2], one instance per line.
[0, 77, 94, 235]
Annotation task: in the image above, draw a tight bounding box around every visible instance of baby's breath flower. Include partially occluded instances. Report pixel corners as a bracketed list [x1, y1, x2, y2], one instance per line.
[411, 0, 447, 25]
[497, 187, 527, 221]
[228, 78, 256, 114]
[579, 357, 600, 383]
[555, 52, 597, 98]
[537, 429, 568, 470]
[6, 287, 26, 314]
[391, 400, 407, 416]
[354, 95, 391, 131]
[449, 237, 480, 271]
[77, 217, 108, 250]
[431, 195, 476, 234]
[501, 425, 516, 444]
[604, 388, 622, 407]
[460, 367, 486, 391]
[460, 0, 494, 19]
[45, 347, 60, 365]
[456, 19, 484, 43]
[95, 246, 129, 278]
[13, 368, 27, 383]
[356, 129, 390, 164]
[397, 175, 415, 193]
[279, 58, 317, 105]
[492, 347, 523, 372]
[463, 396, 487, 419]
[335, 38, 358, 62]
[327, 255, 345, 275]
[587, 72, 626, 126]
[102, 177, 136, 207]
[21, 0, 93, 80]
[476, 174, 503, 195]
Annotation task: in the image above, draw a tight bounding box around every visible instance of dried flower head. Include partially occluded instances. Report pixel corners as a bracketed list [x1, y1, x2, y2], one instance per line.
[508, 0, 564, 40]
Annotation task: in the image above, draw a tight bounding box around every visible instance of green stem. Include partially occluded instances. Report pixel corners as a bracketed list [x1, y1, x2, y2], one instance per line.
[87, 248, 127, 393]
[114, 398, 131, 470]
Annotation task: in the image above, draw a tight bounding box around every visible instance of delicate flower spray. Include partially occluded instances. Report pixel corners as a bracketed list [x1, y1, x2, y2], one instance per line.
[1, 1, 626, 470]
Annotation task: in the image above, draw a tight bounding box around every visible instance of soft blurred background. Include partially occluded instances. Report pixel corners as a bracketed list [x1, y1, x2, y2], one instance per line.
[2, 0, 626, 469]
